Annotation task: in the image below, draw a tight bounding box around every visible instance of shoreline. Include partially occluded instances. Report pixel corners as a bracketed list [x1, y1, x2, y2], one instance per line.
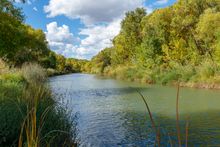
[94, 73, 220, 90]
[54, 72, 220, 90]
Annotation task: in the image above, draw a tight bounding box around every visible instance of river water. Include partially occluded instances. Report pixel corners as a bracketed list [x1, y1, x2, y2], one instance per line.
[49, 73, 220, 146]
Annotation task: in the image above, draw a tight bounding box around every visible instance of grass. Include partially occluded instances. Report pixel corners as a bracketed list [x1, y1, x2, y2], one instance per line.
[0, 62, 76, 147]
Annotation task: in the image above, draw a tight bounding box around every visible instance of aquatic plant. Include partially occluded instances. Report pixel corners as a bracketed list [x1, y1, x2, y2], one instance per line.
[138, 84, 189, 146]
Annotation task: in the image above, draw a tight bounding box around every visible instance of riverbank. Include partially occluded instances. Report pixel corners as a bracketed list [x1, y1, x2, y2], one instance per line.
[0, 63, 76, 146]
[92, 63, 220, 90]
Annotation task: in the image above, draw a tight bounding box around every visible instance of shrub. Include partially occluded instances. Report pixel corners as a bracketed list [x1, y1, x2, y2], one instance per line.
[21, 63, 47, 84]
[46, 68, 57, 76]
[196, 60, 216, 80]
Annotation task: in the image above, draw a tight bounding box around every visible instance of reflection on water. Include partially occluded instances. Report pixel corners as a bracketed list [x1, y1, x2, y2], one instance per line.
[49, 74, 220, 146]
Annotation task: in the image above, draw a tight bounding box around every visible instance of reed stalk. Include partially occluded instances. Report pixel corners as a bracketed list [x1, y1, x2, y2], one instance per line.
[176, 83, 182, 147]
[185, 117, 189, 147]
[137, 90, 160, 147]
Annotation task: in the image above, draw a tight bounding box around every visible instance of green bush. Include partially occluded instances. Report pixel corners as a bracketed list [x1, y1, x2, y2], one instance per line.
[196, 61, 216, 80]
[46, 68, 58, 76]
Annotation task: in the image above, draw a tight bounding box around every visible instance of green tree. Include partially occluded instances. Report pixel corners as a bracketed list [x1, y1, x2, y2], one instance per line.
[0, 0, 24, 21]
[111, 8, 146, 64]
[196, 8, 220, 60]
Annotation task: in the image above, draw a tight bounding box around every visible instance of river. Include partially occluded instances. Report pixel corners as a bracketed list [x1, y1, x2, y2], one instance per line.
[49, 73, 220, 146]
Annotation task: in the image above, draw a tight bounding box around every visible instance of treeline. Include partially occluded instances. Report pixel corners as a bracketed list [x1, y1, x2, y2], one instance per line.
[0, 0, 88, 75]
[87, 0, 220, 88]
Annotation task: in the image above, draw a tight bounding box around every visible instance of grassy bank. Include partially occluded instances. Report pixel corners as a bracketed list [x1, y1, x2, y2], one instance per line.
[0, 62, 76, 147]
[94, 60, 220, 89]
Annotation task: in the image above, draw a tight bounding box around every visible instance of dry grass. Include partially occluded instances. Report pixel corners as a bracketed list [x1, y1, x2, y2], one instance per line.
[21, 63, 47, 84]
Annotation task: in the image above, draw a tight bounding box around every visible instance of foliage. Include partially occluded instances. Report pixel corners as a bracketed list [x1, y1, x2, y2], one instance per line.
[0, 0, 87, 74]
[0, 0, 24, 21]
[111, 8, 146, 65]
[89, 1, 220, 86]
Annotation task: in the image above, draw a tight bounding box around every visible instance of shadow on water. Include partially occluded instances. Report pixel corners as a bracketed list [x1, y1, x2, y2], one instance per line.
[155, 110, 220, 146]
[73, 109, 220, 146]
[52, 87, 148, 99]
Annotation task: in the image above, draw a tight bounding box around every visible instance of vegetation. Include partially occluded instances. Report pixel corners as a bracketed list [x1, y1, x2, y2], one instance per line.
[88, 0, 220, 89]
[0, 62, 76, 146]
[0, 0, 88, 75]
[0, 0, 219, 146]
[137, 84, 190, 146]
[0, 1, 77, 146]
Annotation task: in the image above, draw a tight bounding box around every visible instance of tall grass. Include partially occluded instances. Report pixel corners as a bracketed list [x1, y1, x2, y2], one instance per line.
[0, 63, 76, 147]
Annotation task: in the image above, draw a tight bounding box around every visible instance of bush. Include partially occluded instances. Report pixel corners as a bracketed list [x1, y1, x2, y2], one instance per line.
[46, 68, 57, 76]
[196, 60, 216, 80]
[21, 63, 47, 84]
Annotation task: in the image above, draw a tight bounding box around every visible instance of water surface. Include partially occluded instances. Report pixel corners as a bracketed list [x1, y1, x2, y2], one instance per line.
[49, 74, 220, 146]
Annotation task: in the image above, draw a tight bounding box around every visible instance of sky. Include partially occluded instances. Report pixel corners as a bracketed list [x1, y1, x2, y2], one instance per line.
[16, 0, 176, 59]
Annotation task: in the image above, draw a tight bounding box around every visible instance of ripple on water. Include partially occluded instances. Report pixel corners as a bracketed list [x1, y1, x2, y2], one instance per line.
[49, 74, 220, 146]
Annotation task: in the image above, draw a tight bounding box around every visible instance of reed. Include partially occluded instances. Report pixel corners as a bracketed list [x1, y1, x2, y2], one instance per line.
[176, 83, 181, 147]
[137, 84, 190, 146]
[185, 116, 189, 147]
[137, 90, 160, 146]
[18, 85, 50, 147]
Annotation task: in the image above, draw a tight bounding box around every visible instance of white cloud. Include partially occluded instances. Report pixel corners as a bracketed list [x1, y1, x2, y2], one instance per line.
[154, 0, 168, 5]
[45, 20, 121, 59]
[15, 0, 32, 4]
[46, 22, 79, 44]
[45, 22, 80, 58]
[145, 6, 154, 14]
[77, 19, 121, 58]
[44, 0, 158, 59]
[33, 7, 38, 12]
[44, 0, 144, 25]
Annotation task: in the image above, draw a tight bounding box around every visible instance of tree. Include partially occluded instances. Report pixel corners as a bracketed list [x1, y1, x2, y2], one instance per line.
[0, 0, 24, 21]
[0, 12, 25, 64]
[111, 8, 146, 64]
[90, 48, 111, 73]
[195, 8, 220, 60]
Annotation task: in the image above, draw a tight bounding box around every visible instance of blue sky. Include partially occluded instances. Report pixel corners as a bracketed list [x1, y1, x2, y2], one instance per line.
[16, 0, 176, 59]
